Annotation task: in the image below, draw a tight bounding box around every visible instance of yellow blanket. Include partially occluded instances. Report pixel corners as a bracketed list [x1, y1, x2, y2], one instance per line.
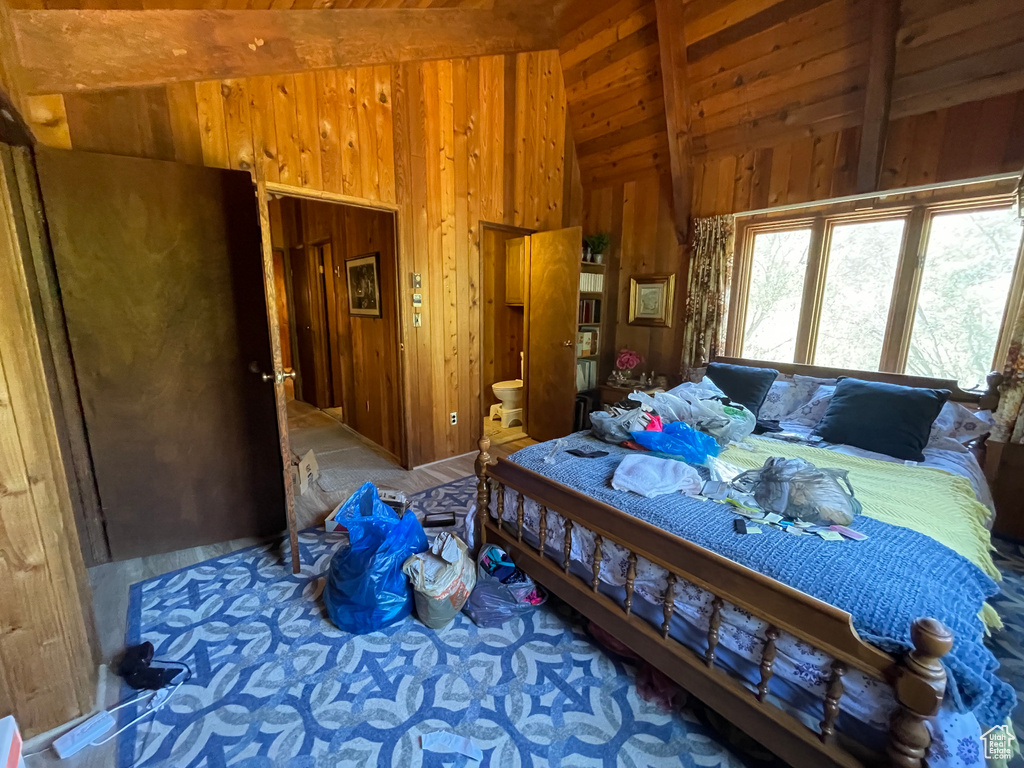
[721, 437, 1002, 629]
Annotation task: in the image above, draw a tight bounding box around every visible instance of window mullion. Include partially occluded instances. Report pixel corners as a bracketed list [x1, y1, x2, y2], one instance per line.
[880, 207, 926, 373]
[794, 217, 827, 364]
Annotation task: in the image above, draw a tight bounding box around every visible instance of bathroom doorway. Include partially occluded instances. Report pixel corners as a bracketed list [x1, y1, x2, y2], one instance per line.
[480, 222, 533, 446]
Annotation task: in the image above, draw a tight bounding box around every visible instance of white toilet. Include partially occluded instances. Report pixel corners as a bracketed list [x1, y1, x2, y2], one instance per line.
[490, 353, 524, 428]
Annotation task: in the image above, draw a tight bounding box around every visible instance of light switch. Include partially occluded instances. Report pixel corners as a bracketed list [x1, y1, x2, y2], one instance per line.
[413, 313, 422, 327]
[412, 293, 422, 307]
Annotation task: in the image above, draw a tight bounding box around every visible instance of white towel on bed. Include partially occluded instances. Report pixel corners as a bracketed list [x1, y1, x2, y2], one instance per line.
[611, 454, 702, 498]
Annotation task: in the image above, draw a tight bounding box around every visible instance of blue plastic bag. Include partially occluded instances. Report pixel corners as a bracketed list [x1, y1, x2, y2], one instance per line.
[629, 421, 721, 463]
[323, 482, 428, 633]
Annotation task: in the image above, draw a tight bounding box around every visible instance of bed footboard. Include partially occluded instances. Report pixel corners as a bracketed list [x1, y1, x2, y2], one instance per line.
[474, 437, 953, 768]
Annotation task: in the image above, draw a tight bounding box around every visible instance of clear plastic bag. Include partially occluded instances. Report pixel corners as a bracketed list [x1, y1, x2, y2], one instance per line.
[627, 390, 755, 447]
[590, 408, 656, 444]
[730, 457, 862, 525]
[324, 482, 428, 633]
[462, 546, 544, 627]
[627, 421, 720, 463]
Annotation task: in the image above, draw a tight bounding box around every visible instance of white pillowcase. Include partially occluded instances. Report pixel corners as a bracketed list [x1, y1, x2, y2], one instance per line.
[928, 401, 992, 446]
[780, 384, 837, 426]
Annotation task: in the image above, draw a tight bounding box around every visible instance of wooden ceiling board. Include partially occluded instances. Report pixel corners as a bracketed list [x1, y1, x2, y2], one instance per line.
[5, 0, 493, 8]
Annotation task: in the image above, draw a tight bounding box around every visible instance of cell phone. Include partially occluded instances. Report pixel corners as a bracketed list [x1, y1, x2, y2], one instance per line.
[733, 519, 747, 534]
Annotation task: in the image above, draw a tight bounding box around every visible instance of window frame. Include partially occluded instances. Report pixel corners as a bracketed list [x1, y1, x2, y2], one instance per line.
[728, 191, 1024, 388]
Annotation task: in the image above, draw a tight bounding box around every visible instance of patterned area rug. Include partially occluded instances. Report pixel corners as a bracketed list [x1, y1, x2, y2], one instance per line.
[118, 477, 748, 768]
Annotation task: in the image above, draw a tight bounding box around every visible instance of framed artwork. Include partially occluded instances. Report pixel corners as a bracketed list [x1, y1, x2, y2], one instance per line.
[628, 274, 676, 327]
[345, 252, 382, 318]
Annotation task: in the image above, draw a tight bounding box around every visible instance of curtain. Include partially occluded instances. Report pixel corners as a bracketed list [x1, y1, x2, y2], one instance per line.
[993, 302, 1024, 443]
[680, 214, 734, 379]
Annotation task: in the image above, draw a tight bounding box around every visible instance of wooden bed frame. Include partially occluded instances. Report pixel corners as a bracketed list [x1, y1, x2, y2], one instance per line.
[473, 358, 1002, 768]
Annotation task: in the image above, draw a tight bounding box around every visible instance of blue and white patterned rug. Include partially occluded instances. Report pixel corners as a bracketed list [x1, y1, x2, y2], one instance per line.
[117, 477, 749, 768]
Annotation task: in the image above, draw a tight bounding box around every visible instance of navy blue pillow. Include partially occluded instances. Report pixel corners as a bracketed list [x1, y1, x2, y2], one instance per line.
[813, 378, 950, 462]
[706, 362, 778, 416]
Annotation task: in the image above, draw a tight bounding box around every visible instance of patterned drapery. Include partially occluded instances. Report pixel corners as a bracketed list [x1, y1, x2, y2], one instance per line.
[680, 214, 734, 379]
[993, 298, 1024, 443]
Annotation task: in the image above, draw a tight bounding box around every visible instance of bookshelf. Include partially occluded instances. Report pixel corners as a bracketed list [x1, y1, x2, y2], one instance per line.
[576, 260, 607, 392]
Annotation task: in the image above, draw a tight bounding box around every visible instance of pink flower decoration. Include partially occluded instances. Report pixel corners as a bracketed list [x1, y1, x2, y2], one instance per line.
[616, 349, 642, 370]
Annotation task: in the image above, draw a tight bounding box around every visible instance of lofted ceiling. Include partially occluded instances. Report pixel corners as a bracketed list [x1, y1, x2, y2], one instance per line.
[557, 0, 1024, 194]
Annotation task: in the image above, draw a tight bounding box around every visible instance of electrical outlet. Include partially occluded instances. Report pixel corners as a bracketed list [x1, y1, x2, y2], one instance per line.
[449, 412, 458, 426]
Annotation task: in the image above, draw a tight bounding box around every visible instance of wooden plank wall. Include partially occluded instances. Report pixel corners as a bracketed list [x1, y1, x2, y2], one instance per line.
[583, 172, 684, 378]
[24, 50, 580, 466]
[691, 89, 1024, 216]
[0, 146, 95, 737]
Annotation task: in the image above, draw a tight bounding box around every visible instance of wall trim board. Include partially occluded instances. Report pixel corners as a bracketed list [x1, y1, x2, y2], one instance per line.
[266, 181, 401, 213]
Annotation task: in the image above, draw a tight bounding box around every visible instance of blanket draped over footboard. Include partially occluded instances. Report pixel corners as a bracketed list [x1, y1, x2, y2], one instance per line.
[508, 433, 1014, 727]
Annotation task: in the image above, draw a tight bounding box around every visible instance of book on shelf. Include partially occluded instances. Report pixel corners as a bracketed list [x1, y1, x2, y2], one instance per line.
[578, 271, 604, 293]
[578, 298, 601, 324]
[576, 327, 599, 357]
[575, 358, 597, 392]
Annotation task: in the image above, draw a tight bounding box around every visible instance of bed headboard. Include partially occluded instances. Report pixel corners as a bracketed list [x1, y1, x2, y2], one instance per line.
[713, 356, 1002, 411]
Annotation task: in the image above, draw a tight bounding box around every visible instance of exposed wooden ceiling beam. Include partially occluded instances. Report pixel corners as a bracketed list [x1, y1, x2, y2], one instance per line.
[855, 0, 899, 193]
[655, 0, 692, 244]
[9, 6, 558, 94]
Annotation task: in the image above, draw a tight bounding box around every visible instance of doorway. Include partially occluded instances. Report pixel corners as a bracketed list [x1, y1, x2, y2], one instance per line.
[268, 193, 407, 474]
[480, 222, 534, 447]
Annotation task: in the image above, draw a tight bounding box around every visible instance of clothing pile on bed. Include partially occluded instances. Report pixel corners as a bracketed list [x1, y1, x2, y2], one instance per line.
[500, 361, 1010, 768]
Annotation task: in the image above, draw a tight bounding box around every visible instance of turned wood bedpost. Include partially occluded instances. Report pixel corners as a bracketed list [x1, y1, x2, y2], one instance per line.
[887, 618, 954, 768]
[475, 436, 491, 549]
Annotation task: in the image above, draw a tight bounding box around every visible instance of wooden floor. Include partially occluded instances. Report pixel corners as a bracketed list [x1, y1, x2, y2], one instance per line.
[24, 397, 534, 766]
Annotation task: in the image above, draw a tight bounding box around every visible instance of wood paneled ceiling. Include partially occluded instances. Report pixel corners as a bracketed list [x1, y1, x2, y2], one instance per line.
[559, 0, 1024, 192]
[5, 0, 494, 9]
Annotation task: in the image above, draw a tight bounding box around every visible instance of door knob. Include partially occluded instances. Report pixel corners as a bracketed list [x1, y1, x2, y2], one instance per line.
[261, 370, 297, 384]
[562, 340, 573, 347]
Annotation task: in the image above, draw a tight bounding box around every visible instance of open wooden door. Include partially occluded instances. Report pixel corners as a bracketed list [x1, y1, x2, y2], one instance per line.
[525, 227, 582, 443]
[36, 148, 296, 566]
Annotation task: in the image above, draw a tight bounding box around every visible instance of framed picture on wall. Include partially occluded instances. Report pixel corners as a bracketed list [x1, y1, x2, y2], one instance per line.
[628, 274, 676, 327]
[346, 252, 382, 318]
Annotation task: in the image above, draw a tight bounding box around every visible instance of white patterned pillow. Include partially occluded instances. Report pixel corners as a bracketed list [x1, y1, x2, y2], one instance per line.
[781, 384, 836, 426]
[760, 380, 798, 421]
[928, 402, 992, 446]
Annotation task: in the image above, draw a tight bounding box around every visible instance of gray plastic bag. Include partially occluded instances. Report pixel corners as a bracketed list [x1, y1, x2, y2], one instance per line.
[730, 457, 862, 525]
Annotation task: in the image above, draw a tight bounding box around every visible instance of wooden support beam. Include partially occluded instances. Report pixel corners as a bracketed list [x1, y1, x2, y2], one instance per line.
[655, 0, 692, 244]
[9, 7, 557, 94]
[856, 0, 899, 193]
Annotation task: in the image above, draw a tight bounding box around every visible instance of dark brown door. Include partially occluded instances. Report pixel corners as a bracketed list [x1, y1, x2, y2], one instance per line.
[525, 227, 582, 443]
[289, 244, 318, 404]
[36, 148, 285, 561]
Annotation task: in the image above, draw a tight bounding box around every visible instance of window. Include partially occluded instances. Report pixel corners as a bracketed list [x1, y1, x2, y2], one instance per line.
[729, 194, 1024, 389]
[742, 228, 811, 362]
[907, 207, 1022, 389]
[815, 219, 904, 370]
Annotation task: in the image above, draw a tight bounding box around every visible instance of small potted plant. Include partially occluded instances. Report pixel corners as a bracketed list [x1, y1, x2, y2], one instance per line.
[584, 233, 610, 264]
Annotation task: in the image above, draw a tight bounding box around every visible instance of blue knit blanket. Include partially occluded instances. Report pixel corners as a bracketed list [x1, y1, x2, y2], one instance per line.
[509, 433, 1014, 726]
